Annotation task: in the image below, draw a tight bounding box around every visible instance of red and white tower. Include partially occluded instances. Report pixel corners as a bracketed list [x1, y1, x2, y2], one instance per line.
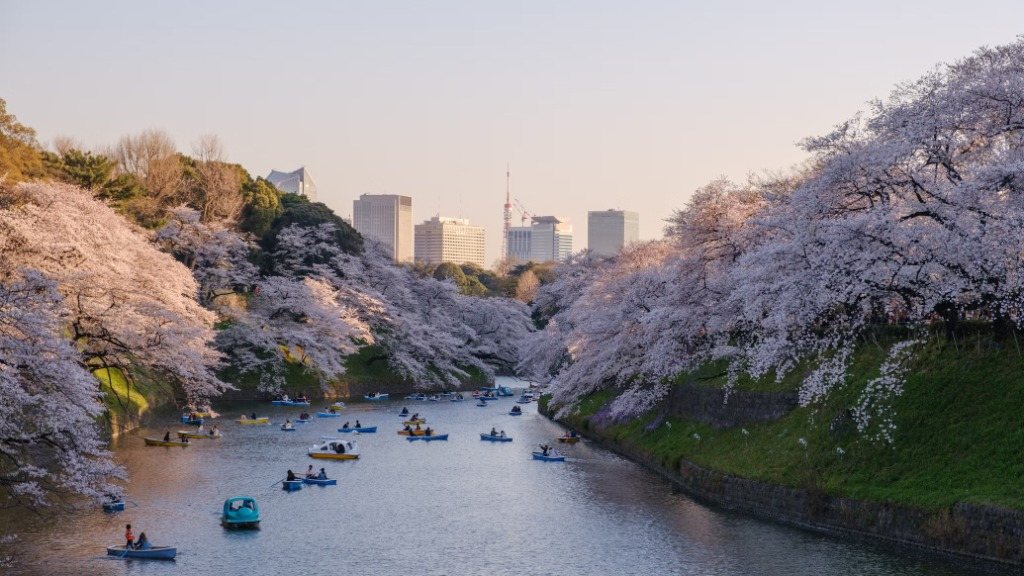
[502, 164, 512, 260]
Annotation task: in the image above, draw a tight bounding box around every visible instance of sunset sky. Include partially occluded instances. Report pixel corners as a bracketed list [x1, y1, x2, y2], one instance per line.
[3, 1, 1021, 265]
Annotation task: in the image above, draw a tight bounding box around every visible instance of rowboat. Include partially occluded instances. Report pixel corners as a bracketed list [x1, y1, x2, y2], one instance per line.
[476, 401, 488, 407]
[221, 497, 260, 529]
[557, 436, 581, 444]
[407, 434, 448, 441]
[406, 393, 427, 400]
[106, 545, 177, 559]
[364, 393, 389, 401]
[308, 439, 360, 460]
[338, 426, 376, 433]
[178, 430, 221, 439]
[282, 401, 310, 407]
[449, 397, 464, 402]
[533, 452, 566, 462]
[302, 477, 337, 486]
[281, 425, 296, 431]
[103, 501, 125, 512]
[235, 417, 269, 424]
[282, 480, 303, 491]
[480, 433, 512, 442]
[317, 412, 342, 418]
[330, 402, 346, 410]
[508, 410, 523, 416]
[143, 437, 190, 447]
[403, 419, 426, 426]
[517, 397, 532, 404]
[182, 418, 204, 426]
[397, 429, 426, 436]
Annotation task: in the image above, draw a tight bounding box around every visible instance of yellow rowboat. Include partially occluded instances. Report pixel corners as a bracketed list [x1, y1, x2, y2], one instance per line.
[144, 437, 190, 447]
[397, 429, 426, 436]
[403, 419, 426, 426]
[309, 452, 359, 460]
[236, 417, 269, 425]
[329, 403, 346, 410]
[557, 436, 580, 444]
[191, 412, 212, 418]
[177, 431, 221, 439]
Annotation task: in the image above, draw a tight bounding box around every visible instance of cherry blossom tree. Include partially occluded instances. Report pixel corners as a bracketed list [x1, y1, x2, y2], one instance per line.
[0, 269, 125, 509]
[0, 181, 229, 406]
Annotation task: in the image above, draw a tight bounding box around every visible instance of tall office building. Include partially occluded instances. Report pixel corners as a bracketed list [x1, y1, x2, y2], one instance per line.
[507, 216, 573, 263]
[415, 216, 486, 268]
[266, 167, 318, 202]
[588, 209, 639, 257]
[352, 194, 413, 262]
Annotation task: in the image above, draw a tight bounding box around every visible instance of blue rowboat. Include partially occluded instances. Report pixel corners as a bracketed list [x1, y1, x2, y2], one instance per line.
[364, 393, 389, 401]
[282, 480, 303, 491]
[508, 410, 523, 416]
[480, 433, 512, 442]
[407, 434, 448, 441]
[317, 412, 342, 418]
[406, 394, 427, 400]
[280, 425, 296, 431]
[532, 452, 565, 462]
[106, 545, 177, 559]
[476, 402, 488, 407]
[302, 477, 337, 486]
[221, 497, 260, 529]
[338, 426, 377, 433]
[103, 501, 125, 512]
[294, 418, 311, 424]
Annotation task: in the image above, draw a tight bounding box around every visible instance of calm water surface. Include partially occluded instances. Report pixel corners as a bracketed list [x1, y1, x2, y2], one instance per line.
[4, 378, 990, 575]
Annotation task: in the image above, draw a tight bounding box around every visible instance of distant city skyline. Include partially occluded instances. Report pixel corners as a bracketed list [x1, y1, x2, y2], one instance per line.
[3, 2, 1022, 267]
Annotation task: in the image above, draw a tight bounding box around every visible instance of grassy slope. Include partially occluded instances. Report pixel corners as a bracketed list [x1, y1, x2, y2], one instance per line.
[556, 333, 1024, 511]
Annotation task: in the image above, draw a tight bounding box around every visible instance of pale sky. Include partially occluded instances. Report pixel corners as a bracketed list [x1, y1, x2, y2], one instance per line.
[2, 1, 1022, 266]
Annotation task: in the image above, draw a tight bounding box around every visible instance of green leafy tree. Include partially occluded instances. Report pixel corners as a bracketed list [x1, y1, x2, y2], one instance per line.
[261, 193, 363, 274]
[0, 98, 43, 183]
[43, 148, 116, 190]
[240, 177, 282, 237]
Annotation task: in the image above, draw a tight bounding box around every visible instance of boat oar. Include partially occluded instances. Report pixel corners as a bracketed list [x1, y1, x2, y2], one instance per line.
[119, 545, 131, 559]
[269, 477, 288, 488]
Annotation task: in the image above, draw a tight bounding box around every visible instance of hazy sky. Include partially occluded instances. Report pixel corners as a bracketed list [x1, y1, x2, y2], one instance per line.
[3, 1, 1022, 265]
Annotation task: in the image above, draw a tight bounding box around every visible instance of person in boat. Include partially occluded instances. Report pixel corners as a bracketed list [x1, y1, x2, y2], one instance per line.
[334, 442, 346, 454]
[286, 469, 297, 481]
[411, 413, 419, 421]
[499, 430, 506, 438]
[342, 421, 350, 429]
[403, 424, 412, 433]
[136, 532, 152, 550]
[317, 468, 327, 480]
[179, 433, 189, 443]
[284, 419, 292, 429]
[414, 423, 422, 431]
[540, 444, 551, 456]
[250, 412, 257, 420]
[490, 427, 498, 437]
[512, 406, 521, 413]
[210, 425, 219, 436]
[355, 420, 361, 428]
[425, 427, 433, 437]
[163, 431, 170, 442]
[305, 465, 315, 478]
[400, 406, 409, 415]
[329, 406, 338, 414]
[125, 524, 134, 549]
[197, 423, 204, 431]
[570, 430, 578, 438]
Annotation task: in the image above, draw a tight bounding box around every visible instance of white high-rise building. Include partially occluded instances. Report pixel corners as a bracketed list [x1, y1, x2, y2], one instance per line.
[352, 194, 413, 262]
[507, 216, 573, 263]
[415, 216, 486, 268]
[266, 167, 318, 202]
[588, 209, 639, 256]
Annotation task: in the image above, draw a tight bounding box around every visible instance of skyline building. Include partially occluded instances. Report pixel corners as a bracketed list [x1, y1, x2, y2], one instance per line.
[588, 209, 639, 256]
[266, 167, 318, 202]
[415, 216, 486, 268]
[352, 194, 413, 262]
[507, 215, 573, 263]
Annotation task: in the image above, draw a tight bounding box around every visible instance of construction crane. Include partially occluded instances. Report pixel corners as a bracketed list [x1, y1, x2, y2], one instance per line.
[513, 199, 534, 226]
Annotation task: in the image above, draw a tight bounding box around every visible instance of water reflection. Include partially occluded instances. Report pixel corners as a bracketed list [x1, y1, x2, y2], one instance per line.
[1, 378, 991, 576]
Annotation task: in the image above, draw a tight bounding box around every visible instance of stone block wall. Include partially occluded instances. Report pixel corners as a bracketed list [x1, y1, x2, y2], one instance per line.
[666, 383, 799, 429]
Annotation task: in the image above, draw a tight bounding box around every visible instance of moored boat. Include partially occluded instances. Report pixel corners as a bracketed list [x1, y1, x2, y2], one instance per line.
[221, 497, 260, 529]
[143, 437, 190, 447]
[532, 451, 566, 462]
[308, 439, 360, 459]
[103, 501, 125, 512]
[480, 433, 513, 442]
[106, 545, 177, 559]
